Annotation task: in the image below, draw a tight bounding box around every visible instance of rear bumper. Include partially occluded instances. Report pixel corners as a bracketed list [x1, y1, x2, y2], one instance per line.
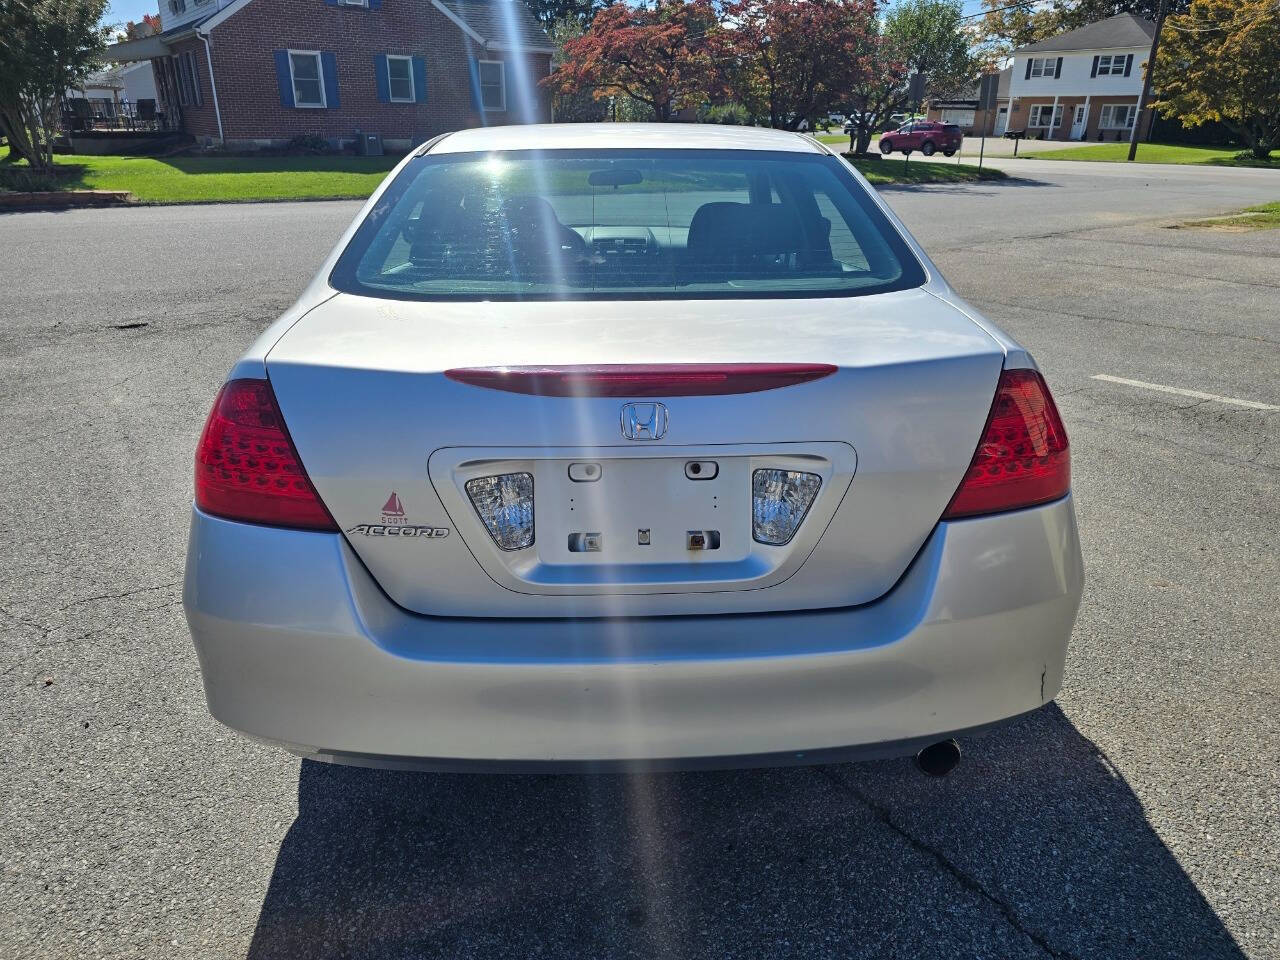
[184, 497, 1083, 767]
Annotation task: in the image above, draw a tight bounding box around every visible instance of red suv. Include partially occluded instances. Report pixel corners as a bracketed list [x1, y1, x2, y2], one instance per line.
[879, 122, 963, 157]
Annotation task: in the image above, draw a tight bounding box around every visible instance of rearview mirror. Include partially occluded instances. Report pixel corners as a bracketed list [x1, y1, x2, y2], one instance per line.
[588, 168, 643, 187]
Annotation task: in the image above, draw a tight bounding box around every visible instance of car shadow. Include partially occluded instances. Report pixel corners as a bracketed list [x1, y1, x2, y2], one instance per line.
[873, 174, 1056, 193]
[245, 704, 1244, 960]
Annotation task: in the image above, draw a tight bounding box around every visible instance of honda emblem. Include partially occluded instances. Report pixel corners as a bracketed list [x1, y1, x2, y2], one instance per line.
[620, 402, 669, 440]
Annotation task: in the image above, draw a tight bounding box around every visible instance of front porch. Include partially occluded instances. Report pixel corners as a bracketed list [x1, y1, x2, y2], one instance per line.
[1008, 96, 1145, 142]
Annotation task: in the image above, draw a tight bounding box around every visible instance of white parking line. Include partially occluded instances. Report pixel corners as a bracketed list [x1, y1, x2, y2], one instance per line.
[1092, 374, 1279, 411]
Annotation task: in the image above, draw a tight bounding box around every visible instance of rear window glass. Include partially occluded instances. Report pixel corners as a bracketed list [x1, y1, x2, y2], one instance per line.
[330, 148, 925, 301]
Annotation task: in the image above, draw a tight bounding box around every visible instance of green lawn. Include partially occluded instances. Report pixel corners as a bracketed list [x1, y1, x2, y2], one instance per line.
[1, 148, 400, 202]
[1183, 201, 1280, 230]
[1, 140, 1002, 203]
[1033, 141, 1279, 167]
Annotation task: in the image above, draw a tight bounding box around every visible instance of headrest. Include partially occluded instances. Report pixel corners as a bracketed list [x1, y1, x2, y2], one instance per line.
[687, 202, 805, 260]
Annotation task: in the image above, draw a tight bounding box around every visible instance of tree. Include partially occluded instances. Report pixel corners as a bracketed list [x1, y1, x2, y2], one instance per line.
[843, 25, 910, 153]
[542, 0, 724, 122]
[722, 0, 879, 131]
[1152, 0, 1280, 159]
[884, 0, 978, 105]
[1052, 0, 1189, 33]
[547, 14, 608, 121]
[0, 0, 110, 172]
[123, 12, 160, 39]
[522, 0, 609, 31]
[973, 0, 1062, 65]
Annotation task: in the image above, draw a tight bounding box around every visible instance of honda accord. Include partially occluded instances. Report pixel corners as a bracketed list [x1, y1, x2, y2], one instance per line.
[183, 124, 1082, 772]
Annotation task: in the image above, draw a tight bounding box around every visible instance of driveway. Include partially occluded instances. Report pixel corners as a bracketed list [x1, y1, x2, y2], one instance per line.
[1, 160, 1277, 959]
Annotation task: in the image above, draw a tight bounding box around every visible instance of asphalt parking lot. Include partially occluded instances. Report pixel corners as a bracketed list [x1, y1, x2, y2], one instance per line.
[2, 158, 1277, 959]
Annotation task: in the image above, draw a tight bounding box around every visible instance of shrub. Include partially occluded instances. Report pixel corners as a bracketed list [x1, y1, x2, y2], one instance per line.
[0, 165, 62, 192]
[699, 103, 753, 126]
[284, 134, 335, 155]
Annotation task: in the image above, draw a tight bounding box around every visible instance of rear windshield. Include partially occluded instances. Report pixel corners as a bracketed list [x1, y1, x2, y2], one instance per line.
[330, 148, 925, 301]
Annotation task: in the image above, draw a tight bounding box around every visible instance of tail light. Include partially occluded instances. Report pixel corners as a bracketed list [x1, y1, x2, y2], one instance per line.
[195, 378, 336, 530]
[942, 368, 1070, 520]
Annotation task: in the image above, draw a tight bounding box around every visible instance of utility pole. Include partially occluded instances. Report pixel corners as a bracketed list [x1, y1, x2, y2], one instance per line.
[1128, 0, 1168, 162]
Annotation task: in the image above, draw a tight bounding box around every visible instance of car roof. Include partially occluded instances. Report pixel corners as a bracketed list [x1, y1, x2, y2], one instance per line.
[430, 123, 827, 155]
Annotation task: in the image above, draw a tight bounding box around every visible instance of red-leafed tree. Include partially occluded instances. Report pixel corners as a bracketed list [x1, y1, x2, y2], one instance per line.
[542, 0, 724, 121]
[844, 26, 910, 154]
[722, 0, 879, 131]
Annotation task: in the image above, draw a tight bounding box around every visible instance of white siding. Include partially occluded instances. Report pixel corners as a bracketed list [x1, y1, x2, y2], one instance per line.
[1009, 48, 1147, 100]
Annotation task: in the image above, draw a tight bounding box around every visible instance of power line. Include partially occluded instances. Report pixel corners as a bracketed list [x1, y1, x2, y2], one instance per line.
[958, 2, 1043, 21]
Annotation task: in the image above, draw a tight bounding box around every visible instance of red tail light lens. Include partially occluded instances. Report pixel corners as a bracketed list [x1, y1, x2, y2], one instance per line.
[942, 368, 1070, 520]
[195, 378, 336, 530]
[445, 364, 837, 397]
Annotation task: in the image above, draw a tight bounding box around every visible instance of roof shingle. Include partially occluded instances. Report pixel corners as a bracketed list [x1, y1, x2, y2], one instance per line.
[433, 0, 553, 51]
[1014, 13, 1154, 53]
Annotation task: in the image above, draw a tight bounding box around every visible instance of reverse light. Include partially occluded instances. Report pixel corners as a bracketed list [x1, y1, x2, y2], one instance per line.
[752, 469, 822, 545]
[942, 368, 1070, 520]
[466, 473, 535, 550]
[195, 379, 336, 530]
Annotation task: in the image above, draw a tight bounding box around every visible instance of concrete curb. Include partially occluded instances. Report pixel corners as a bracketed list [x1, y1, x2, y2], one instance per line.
[0, 190, 132, 211]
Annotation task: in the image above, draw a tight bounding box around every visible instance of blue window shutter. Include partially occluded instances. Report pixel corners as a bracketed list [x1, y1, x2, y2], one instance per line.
[1024, 58, 1032, 80]
[369, 0, 381, 8]
[1090, 55, 1099, 78]
[273, 50, 294, 107]
[1054, 57, 1062, 79]
[324, 0, 338, 6]
[468, 56, 482, 110]
[412, 56, 427, 103]
[374, 54, 390, 102]
[1123, 53, 1133, 77]
[321, 51, 340, 108]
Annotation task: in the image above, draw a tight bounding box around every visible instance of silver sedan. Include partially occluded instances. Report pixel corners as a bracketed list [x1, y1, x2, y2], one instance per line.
[183, 123, 1082, 773]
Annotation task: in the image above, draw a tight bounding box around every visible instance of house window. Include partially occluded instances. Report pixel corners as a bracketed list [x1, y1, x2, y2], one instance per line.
[387, 55, 414, 102]
[478, 59, 505, 111]
[1099, 104, 1136, 129]
[339, 0, 368, 6]
[176, 50, 202, 107]
[940, 108, 975, 126]
[1095, 54, 1130, 76]
[1028, 104, 1063, 128]
[289, 51, 326, 108]
[1029, 57, 1058, 78]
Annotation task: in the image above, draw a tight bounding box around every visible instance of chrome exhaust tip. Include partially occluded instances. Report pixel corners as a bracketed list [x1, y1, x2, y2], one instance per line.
[915, 738, 961, 777]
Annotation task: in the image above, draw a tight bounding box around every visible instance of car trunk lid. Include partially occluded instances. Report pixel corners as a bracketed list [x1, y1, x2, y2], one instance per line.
[265, 288, 1004, 618]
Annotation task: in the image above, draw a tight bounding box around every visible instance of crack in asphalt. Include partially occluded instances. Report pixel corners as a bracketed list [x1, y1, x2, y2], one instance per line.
[974, 297, 1277, 347]
[815, 766, 1081, 960]
[958, 245, 1280, 291]
[57, 580, 182, 614]
[1069, 414, 1278, 472]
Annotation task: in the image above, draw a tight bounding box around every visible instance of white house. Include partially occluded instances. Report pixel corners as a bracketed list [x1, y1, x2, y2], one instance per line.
[1006, 13, 1155, 141]
[76, 61, 160, 120]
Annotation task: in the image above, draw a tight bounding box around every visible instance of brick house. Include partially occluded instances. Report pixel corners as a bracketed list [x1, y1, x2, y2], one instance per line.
[103, 0, 554, 151]
[1005, 13, 1155, 142]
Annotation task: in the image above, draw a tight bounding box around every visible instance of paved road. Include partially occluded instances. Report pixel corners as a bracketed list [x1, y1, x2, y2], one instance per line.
[2, 160, 1277, 960]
